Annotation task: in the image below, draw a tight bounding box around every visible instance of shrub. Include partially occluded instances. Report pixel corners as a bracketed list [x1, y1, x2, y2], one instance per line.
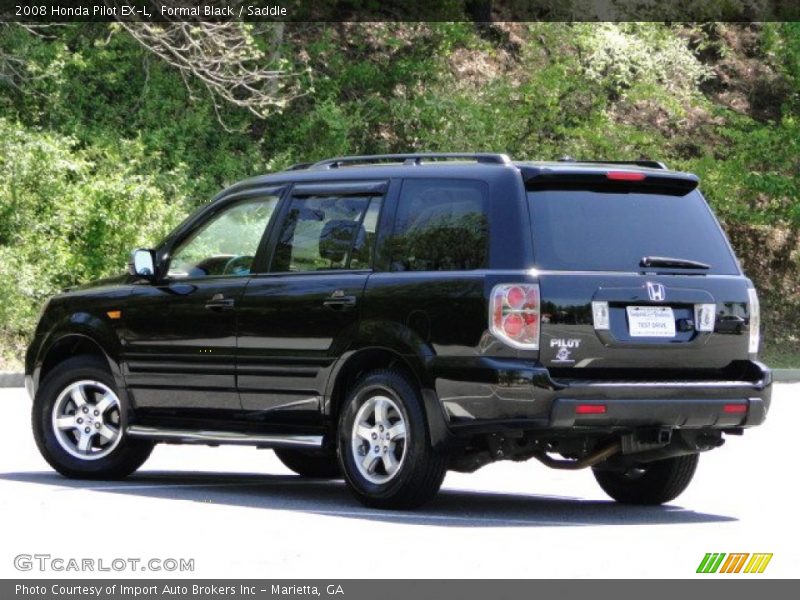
[0, 119, 184, 366]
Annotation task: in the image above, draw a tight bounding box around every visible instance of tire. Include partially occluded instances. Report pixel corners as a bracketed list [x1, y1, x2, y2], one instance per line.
[32, 355, 154, 480]
[592, 453, 699, 505]
[337, 369, 447, 510]
[274, 448, 341, 479]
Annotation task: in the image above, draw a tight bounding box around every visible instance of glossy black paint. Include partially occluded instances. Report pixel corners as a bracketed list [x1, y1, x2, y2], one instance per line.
[537, 273, 751, 367]
[237, 271, 368, 414]
[121, 277, 245, 410]
[26, 160, 771, 447]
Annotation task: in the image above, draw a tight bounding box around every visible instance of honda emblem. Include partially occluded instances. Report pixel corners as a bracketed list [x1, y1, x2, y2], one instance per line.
[646, 282, 666, 302]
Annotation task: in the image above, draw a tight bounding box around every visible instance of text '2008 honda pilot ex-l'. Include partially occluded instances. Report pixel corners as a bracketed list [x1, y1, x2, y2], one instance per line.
[26, 153, 771, 509]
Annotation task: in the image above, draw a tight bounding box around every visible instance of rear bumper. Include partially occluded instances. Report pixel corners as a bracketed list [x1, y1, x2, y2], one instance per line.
[549, 397, 767, 429]
[435, 359, 772, 436]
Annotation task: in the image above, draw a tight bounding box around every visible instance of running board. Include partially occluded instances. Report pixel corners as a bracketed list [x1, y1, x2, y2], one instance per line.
[126, 426, 323, 448]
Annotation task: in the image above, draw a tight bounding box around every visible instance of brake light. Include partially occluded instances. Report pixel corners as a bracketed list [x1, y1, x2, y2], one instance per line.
[490, 283, 540, 350]
[747, 288, 760, 354]
[724, 403, 747, 414]
[576, 404, 607, 415]
[506, 286, 525, 309]
[607, 171, 647, 181]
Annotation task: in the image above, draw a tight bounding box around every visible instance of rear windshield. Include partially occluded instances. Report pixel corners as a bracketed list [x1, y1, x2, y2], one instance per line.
[527, 189, 739, 275]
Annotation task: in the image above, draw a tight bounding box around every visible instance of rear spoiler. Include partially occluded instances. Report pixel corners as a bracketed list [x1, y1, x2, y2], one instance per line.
[522, 168, 699, 196]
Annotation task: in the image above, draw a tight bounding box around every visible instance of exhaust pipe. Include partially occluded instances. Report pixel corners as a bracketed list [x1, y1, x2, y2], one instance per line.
[532, 441, 621, 471]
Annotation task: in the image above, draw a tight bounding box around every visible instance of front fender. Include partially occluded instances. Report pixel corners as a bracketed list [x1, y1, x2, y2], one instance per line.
[31, 312, 125, 399]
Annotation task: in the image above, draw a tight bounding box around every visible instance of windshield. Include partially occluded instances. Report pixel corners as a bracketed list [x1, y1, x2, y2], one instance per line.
[527, 189, 739, 275]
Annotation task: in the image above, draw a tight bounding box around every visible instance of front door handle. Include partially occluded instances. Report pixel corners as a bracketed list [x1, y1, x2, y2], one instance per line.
[323, 292, 357, 310]
[205, 293, 235, 311]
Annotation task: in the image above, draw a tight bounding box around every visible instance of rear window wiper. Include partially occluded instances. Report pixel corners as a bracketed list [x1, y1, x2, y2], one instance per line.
[640, 256, 711, 270]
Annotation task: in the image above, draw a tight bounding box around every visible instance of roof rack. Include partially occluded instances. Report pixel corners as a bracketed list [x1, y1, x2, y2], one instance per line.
[310, 153, 512, 170]
[284, 162, 313, 171]
[557, 156, 668, 170]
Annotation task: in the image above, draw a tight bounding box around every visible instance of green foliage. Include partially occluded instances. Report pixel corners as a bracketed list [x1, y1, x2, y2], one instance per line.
[0, 119, 184, 364]
[573, 23, 712, 100]
[1, 24, 264, 203]
[763, 22, 800, 96]
[688, 114, 800, 226]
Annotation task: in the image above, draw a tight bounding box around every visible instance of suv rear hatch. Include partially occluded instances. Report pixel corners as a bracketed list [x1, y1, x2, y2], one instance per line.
[523, 167, 758, 379]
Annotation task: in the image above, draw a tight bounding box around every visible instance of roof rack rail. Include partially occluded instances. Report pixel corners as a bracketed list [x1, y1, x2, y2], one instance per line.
[310, 153, 512, 170]
[284, 162, 313, 171]
[557, 157, 668, 170]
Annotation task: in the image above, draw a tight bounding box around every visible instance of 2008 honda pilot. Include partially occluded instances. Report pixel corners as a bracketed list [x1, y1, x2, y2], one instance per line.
[26, 153, 771, 509]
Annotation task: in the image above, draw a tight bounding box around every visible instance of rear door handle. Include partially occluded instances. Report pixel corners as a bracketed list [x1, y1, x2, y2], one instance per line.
[323, 293, 357, 310]
[205, 293, 235, 311]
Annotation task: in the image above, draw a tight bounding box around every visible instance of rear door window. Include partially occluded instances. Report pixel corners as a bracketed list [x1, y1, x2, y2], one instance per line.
[390, 178, 489, 272]
[271, 194, 381, 272]
[527, 189, 739, 275]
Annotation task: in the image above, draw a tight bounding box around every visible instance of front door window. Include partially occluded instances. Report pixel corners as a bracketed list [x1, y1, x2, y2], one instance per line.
[168, 196, 280, 279]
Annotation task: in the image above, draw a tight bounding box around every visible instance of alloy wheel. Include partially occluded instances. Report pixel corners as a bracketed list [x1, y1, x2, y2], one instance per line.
[350, 394, 407, 484]
[51, 380, 123, 461]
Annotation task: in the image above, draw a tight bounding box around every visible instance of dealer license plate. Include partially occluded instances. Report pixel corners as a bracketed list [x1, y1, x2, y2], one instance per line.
[626, 306, 675, 338]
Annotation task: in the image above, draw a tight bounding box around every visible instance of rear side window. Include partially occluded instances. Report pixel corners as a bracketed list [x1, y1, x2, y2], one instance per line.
[527, 189, 739, 275]
[272, 194, 381, 272]
[389, 179, 489, 272]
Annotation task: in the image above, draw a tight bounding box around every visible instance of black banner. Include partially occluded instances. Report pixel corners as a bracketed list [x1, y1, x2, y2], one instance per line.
[4, 580, 800, 600]
[1, 0, 799, 22]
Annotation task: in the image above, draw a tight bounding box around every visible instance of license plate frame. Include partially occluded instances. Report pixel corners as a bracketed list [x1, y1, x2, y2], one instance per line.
[626, 306, 676, 338]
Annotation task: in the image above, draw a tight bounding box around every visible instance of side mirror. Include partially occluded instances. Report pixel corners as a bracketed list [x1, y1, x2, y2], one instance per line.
[129, 248, 156, 280]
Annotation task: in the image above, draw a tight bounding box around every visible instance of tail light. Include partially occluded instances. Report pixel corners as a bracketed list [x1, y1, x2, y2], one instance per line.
[490, 283, 540, 350]
[747, 288, 760, 354]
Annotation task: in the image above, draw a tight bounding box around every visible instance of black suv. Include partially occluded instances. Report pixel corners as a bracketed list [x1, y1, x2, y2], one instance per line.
[26, 153, 771, 509]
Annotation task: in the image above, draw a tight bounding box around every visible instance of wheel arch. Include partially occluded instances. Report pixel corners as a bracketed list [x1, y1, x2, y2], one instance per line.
[324, 346, 452, 450]
[35, 332, 125, 401]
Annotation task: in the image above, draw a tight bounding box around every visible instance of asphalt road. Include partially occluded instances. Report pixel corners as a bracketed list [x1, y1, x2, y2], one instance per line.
[0, 384, 796, 579]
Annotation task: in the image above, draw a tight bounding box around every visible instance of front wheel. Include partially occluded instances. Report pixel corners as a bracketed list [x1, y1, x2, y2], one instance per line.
[338, 369, 447, 509]
[32, 356, 154, 480]
[592, 453, 699, 505]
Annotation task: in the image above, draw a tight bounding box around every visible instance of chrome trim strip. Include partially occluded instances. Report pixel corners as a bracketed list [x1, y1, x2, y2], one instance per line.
[529, 269, 744, 278]
[570, 381, 758, 388]
[126, 426, 323, 448]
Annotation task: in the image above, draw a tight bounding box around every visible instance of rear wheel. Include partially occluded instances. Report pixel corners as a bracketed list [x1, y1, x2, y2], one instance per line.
[337, 369, 447, 509]
[32, 356, 154, 480]
[274, 448, 341, 479]
[592, 454, 699, 505]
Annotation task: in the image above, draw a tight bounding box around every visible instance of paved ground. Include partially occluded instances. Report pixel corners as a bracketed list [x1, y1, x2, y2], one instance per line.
[0, 384, 796, 579]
